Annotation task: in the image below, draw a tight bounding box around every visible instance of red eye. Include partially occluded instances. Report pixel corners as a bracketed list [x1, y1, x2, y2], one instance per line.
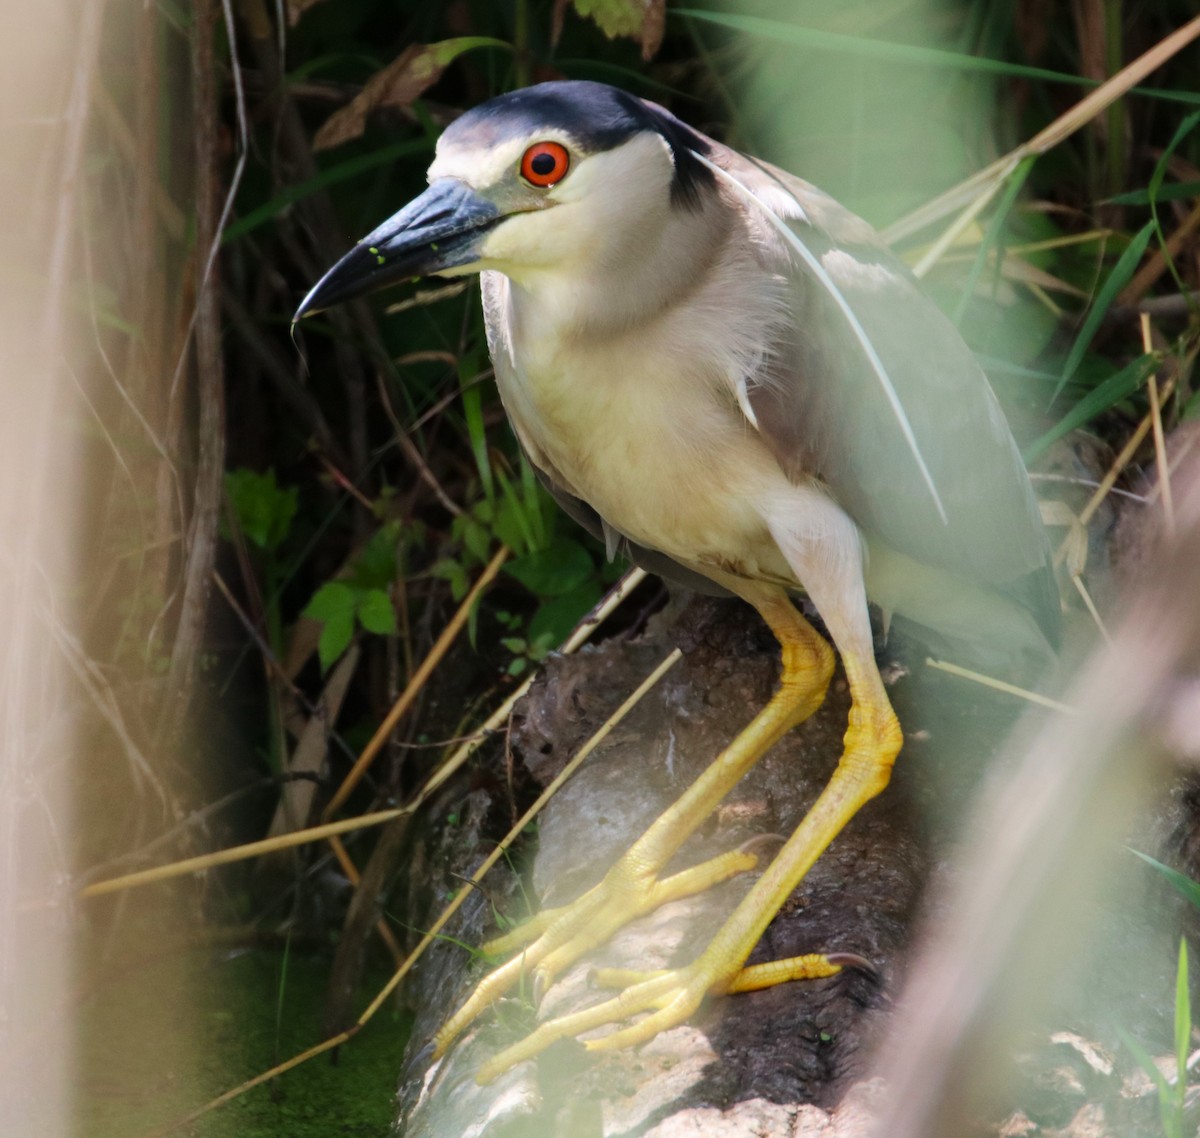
[520, 141, 570, 187]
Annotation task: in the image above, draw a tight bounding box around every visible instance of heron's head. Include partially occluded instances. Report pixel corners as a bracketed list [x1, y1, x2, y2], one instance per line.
[294, 81, 716, 317]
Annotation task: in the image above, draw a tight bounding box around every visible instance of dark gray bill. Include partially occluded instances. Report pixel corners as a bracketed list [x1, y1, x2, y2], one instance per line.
[293, 179, 499, 319]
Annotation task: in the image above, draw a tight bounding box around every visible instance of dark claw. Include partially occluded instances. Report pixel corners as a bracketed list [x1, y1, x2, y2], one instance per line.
[737, 832, 786, 857]
[827, 952, 879, 978]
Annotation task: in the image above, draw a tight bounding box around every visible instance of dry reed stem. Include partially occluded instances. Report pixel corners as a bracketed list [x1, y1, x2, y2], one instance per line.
[882, 14, 1200, 248]
[352, 648, 683, 1025]
[926, 658, 1076, 715]
[1120, 198, 1200, 304]
[268, 644, 361, 839]
[407, 566, 648, 812]
[79, 568, 648, 900]
[321, 566, 648, 957]
[143, 646, 681, 1136]
[141, 1030, 356, 1138]
[1142, 313, 1176, 539]
[1070, 574, 1113, 645]
[79, 806, 408, 898]
[160, 0, 249, 749]
[321, 545, 510, 819]
[1052, 368, 1179, 571]
[326, 833, 405, 964]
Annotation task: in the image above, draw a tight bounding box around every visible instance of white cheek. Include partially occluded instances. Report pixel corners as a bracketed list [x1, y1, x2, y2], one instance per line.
[479, 209, 587, 268]
[478, 133, 677, 274]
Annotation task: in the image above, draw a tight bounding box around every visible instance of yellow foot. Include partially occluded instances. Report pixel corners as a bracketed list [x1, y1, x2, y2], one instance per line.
[476, 951, 856, 1085]
[433, 843, 762, 1061]
[431, 587, 858, 1081]
[593, 950, 873, 994]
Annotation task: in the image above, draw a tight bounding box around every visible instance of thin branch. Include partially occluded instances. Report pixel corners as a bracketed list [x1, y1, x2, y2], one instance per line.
[161, 0, 249, 744]
[321, 546, 510, 819]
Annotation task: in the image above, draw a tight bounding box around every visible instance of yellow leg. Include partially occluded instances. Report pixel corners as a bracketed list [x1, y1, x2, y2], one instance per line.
[433, 588, 835, 1062]
[470, 584, 902, 1085]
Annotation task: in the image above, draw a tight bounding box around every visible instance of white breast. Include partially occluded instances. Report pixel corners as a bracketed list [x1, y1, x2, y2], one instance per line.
[481, 265, 801, 586]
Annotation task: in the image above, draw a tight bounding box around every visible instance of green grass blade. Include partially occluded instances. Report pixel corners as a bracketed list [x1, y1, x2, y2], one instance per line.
[681, 10, 1112, 87]
[1024, 353, 1156, 462]
[953, 154, 1037, 324]
[678, 10, 1200, 106]
[1048, 220, 1155, 407]
[494, 466, 537, 554]
[1147, 110, 1200, 300]
[517, 449, 547, 550]
[224, 139, 430, 242]
[1129, 848, 1200, 911]
[1119, 1026, 1171, 1097]
[1175, 939, 1190, 1090]
[460, 380, 494, 504]
[1107, 179, 1200, 206]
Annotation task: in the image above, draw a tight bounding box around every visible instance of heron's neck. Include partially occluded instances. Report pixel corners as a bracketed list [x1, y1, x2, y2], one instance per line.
[504, 192, 732, 341]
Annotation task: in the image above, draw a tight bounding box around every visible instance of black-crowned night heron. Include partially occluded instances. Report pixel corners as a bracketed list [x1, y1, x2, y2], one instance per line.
[296, 80, 1059, 1083]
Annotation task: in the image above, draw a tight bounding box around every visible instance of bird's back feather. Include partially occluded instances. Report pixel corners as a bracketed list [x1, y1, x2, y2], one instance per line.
[701, 142, 1060, 650]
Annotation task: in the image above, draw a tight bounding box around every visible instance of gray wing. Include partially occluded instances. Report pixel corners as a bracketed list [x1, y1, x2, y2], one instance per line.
[713, 147, 1060, 647]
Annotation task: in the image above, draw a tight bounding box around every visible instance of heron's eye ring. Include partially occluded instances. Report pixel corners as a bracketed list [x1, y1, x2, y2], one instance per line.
[520, 142, 570, 187]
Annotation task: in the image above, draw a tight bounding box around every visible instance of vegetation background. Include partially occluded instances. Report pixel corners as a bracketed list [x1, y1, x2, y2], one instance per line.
[3, 1, 1198, 1135]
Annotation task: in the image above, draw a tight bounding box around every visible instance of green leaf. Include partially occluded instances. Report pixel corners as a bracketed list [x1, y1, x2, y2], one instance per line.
[305, 580, 360, 670]
[429, 558, 469, 602]
[462, 514, 492, 564]
[567, 0, 663, 50]
[525, 631, 557, 662]
[316, 606, 355, 672]
[1049, 222, 1155, 406]
[1129, 848, 1200, 911]
[680, 10, 1107, 88]
[518, 451, 548, 549]
[356, 588, 397, 636]
[528, 582, 602, 644]
[303, 580, 356, 622]
[225, 468, 298, 551]
[1025, 353, 1157, 462]
[505, 537, 595, 598]
[1118, 1026, 1173, 1119]
[1146, 110, 1200, 301]
[353, 523, 400, 588]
